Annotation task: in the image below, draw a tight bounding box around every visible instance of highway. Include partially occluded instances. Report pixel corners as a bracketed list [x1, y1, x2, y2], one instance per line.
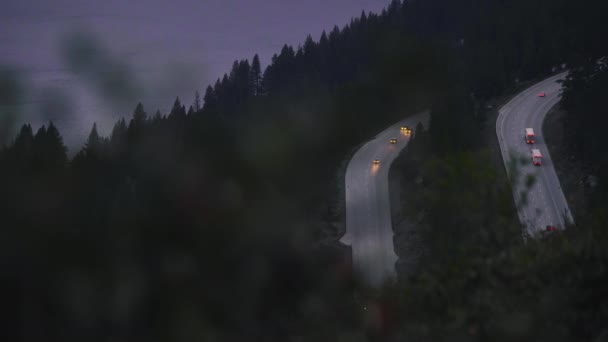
[496, 72, 575, 237]
[341, 111, 429, 287]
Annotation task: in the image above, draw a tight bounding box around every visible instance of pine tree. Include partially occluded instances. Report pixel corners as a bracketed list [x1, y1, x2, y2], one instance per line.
[34, 125, 46, 138]
[203, 85, 218, 112]
[268, 45, 295, 91]
[85, 122, 100, 156]
[111, 118, 127, 144]
[319, 31, 329, 49]
[250, 54, 262, 96]
[133, 102, 147, 124]
[14, 124, 34, 155]
[303, 35, 316, 57]
[329, 26, 340, 44]
[44, 121, 68, 169]
[237, 59, 251, 102]
[220, 74, 230, 111]
[194, 90, 201, 112]
[31, 124, 47, 172]
[388, 0, 401, 16]
[110, 118, 127, 156]
[261, 56, 277, 95]
[169, 97, 186, 119]
[128, 103, 147, 142]
[153, 110, 163, 122]
[318, 31, 330, 80]
[13, 124, 34, 169]
[229, 60, 240, 83]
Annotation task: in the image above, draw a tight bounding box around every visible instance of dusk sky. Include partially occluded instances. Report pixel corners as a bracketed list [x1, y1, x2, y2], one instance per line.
[1, 0, 390, 149]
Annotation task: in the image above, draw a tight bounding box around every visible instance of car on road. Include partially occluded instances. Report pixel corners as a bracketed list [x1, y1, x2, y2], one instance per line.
[400, 126, 412, 135]
[389, 138, 397, 144]
[538, 92, 546, 97]
[372, 159, 380, 165]
[525, 128, 535, 144]
[532, 149, 542, 166]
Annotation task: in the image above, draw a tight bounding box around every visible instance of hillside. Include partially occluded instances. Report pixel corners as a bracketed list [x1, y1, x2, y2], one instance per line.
[1, 0, 608, 340]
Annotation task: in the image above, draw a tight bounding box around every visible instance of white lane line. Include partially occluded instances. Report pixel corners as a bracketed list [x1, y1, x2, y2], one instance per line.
[497, 73, 571, 234]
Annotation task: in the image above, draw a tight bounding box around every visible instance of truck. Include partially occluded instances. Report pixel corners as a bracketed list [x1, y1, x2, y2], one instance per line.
[531, 149, 542, 166]
[525, 128, 535, 144]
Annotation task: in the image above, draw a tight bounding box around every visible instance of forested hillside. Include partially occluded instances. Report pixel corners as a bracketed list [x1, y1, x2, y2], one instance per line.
[1, 0, 608, 340]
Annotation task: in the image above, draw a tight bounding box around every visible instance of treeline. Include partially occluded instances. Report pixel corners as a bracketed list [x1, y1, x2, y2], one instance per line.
[197, 0, 606, 155]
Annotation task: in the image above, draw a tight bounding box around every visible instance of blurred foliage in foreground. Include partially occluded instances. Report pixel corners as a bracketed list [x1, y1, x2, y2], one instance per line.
[2, 0, 608, 340]
[0, 102, 360, 341]
[385, 125, 608, 341]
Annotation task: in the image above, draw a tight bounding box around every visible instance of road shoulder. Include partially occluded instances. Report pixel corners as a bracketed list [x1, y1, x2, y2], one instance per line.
[542, 105, 588, 223]
[389, 129, 428, 280]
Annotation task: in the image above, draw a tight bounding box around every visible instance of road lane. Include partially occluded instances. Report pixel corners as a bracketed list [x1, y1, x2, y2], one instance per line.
[341, 111, 430, 287]
[496, 73, 574, 237]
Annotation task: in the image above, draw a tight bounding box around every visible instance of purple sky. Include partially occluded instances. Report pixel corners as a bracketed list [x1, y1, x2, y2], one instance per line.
[1, 0, 390, 150]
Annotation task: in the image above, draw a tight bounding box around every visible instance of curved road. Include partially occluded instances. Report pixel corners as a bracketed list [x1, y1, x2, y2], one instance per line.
[341, 111, 429, 287]
[496, 72, 574, 237]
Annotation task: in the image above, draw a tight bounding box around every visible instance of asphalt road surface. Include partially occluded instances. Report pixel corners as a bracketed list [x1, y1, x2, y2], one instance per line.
[341, 111, 429, 287]
[496, 72, 574, 237]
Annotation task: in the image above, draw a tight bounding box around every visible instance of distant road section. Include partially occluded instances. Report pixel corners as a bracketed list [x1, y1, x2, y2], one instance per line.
[496, 72, 574, 237]
[341, 111, 430, 287]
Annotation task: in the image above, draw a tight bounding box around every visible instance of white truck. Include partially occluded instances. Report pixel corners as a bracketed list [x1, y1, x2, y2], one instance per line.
[531, 149, 542, 166]
[525, 128, 535, 144]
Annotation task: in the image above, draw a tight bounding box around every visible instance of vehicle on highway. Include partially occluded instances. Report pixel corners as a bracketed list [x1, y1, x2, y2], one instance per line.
[372, 159, 380, 165]
[389, 138, 397, 144]
[531, 149, 542, 166]
[538, 92, 546, 97]
[400, 126, 411, 135]
[525, 128, 535, 144]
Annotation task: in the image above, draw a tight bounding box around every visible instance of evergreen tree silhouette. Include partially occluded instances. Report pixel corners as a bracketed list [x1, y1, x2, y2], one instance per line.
[29, 122, 67, 172]
[203, 85, 218, 112]
[33, 125, 47, 145]
[219, 74, 230, 112]
[109, 117, 128, 164]
[152, 109, 163, 122]
[194, 90, 202, 112]
[45, 122, 67, 168]
[128, 102, 147, 142]
[228, 60, 240, 83]
[261, 59, 275, 95]
[13, 124, 34, 171]
[85, 122, 100, 157]
[250, 54, 262, 96]
[237, 59, 251, 101]
[111, 118, 127, 147]
[319, 30, 329, 49]
[132, 102, 147, 124]
[32, 125, 47, 172]
[169, 97, 186, 120]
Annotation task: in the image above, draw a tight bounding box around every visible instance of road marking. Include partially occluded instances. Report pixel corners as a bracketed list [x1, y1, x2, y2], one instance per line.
[343, 111, 430, 287]
[496, 73, 573, 234]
